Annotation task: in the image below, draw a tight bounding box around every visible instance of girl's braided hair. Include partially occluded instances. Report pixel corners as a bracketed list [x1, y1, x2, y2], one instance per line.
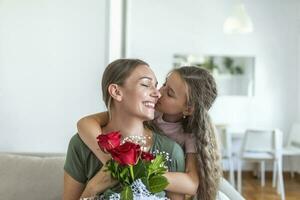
[173, 66, 222, 200]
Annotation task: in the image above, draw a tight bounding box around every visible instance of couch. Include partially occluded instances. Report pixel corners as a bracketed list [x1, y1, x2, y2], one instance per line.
[0, 152, 65, 200]
[0, 152, 244, 200]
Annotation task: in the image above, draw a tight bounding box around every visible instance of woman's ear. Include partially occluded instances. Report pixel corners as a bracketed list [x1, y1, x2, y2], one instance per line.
[108, 84, 123, 102]
[183, 105, 194, 116]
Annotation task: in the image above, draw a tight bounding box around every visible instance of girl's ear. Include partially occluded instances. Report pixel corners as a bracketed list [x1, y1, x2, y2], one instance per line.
[183, 105, 194, 116]
[108, 84, 123, 102]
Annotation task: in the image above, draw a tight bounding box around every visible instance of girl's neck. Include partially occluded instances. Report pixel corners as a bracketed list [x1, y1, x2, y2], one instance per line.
[162, 113, 183, 123]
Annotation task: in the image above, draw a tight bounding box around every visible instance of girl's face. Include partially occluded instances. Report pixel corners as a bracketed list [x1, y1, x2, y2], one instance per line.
[118, 65, 161, 121]
[156, 72, 188, 118]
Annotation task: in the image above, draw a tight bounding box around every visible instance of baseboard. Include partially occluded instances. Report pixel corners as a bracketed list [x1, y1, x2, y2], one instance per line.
[223, 170, 300, 180]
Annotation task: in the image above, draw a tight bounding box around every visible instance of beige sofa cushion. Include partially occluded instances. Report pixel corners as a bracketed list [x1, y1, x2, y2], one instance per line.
[0, 153, 65, 200]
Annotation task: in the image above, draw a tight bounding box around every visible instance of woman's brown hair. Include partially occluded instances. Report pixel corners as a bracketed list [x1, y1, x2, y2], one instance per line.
[101, 58, 149, 113]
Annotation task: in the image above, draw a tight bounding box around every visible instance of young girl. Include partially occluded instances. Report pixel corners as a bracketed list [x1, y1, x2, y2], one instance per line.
[77, 66, 222, 200]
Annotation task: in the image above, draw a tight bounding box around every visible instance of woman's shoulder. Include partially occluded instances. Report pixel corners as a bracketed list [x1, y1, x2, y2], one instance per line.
[65, 133, 103, 183]
[152, 132, 185, 172]
[69, 133, 89, 150]
[153, 131, 174, 145]
[67, 133, 95, 161]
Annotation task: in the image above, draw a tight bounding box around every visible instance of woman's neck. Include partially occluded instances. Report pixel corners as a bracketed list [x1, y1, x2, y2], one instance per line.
[103, 110, 153, 152]
[102, 111, 145, 138]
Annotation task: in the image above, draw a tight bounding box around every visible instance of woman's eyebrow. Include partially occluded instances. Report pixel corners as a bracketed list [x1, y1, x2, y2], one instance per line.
[139, 76, 153, 81]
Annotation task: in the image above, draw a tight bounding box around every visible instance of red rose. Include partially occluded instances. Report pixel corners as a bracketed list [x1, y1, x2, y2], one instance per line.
[97, 131, 121, 152]
[141, 151, 155, 161]
[109, 142, 141, 165]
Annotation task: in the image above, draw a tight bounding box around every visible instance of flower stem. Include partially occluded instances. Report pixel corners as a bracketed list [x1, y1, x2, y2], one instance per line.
[129, 165, 134, 181]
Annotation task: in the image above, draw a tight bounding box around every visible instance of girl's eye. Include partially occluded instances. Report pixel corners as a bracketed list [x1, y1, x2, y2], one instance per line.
[162, 83, 166, 87]
[167, 91, 173, 97]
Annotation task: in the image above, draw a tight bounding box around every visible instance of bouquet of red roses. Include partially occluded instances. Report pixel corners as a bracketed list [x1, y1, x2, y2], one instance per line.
[97, 131, 169, 200]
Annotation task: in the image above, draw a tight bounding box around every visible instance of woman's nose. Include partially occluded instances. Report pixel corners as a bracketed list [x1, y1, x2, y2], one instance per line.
[152, 88, 161, 99]
[158, 86, 165, 96]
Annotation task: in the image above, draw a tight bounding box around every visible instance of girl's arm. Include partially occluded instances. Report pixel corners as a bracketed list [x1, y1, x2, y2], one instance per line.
[164, 153, 199, 195]
[77, 112, 111, 163]
[77, 112, 198, 196]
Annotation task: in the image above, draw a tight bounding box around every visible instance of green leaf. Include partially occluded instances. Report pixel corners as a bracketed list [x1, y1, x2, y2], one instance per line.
[151, 155, 164, 168]
[133, 159, 147, 179]
[148, 175, 169, 193]
[147, 155, 167, 178]
[120, 186, 133, 200]
[118, 167, 130, 185]
[106, 160, 120, 179]
[141, 177, 150, 191]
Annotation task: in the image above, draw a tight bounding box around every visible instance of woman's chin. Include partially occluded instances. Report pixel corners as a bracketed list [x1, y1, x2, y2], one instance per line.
[141, 112, 155, 121]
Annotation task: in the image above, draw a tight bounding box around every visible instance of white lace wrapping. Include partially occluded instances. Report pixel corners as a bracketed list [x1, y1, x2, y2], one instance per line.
[99, 179, 169, 200]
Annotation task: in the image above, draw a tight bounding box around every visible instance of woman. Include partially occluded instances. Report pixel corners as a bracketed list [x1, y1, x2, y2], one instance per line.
[63, 59, 186, 200]
[77, 66, 222, 199]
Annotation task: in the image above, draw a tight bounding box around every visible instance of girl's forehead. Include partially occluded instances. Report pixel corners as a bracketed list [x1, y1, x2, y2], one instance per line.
[167, 72, 183, 84]
[166, 72, 187, 93]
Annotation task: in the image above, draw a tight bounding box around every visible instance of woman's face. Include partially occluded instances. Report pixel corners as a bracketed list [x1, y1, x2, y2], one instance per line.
[155, 72, 188, 117]
[118, 64, 161, 121]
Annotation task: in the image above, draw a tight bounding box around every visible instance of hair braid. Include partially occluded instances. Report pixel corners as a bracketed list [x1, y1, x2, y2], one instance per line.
[174, 66, 222, 200]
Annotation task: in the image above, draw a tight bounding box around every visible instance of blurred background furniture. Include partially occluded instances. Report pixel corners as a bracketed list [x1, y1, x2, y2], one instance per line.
[216, 124, 235, 187]
[218, 178, 245, 200]
[0, 152, 65, 200]
[237, 129, 285, 200]
[282, 123, 300, 178]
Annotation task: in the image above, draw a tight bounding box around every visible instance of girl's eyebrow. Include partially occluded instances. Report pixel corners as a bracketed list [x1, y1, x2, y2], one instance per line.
[139, 76, 158, 87]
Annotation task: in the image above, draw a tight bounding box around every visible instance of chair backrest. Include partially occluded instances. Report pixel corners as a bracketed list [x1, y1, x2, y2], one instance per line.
[287, 123, 300, 147]
[215, 124, 232, 158]
[241, 129, 283, 153]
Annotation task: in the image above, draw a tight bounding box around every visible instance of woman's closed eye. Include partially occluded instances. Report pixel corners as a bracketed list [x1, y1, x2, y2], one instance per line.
[141, 83, 150, 87]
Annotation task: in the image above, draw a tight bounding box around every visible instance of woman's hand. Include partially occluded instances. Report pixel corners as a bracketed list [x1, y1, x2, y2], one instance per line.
[81, 165, 118, 198]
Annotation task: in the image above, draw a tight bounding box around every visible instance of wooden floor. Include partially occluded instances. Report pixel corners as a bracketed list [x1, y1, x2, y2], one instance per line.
[224, 172, 300, 200]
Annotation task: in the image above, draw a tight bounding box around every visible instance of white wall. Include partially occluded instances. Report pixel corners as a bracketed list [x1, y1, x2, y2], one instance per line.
[0, 0, 108, 153]
[126, 0, 299, 136]
[298, 36, 300, 123]
[126, 0, 300, 171]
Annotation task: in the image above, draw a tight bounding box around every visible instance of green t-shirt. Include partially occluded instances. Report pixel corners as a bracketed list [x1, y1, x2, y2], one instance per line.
[64, 132, 185, 184]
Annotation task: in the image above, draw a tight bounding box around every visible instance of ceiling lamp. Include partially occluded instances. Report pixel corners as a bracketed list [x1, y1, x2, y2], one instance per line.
[223, 1, 253, 34]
